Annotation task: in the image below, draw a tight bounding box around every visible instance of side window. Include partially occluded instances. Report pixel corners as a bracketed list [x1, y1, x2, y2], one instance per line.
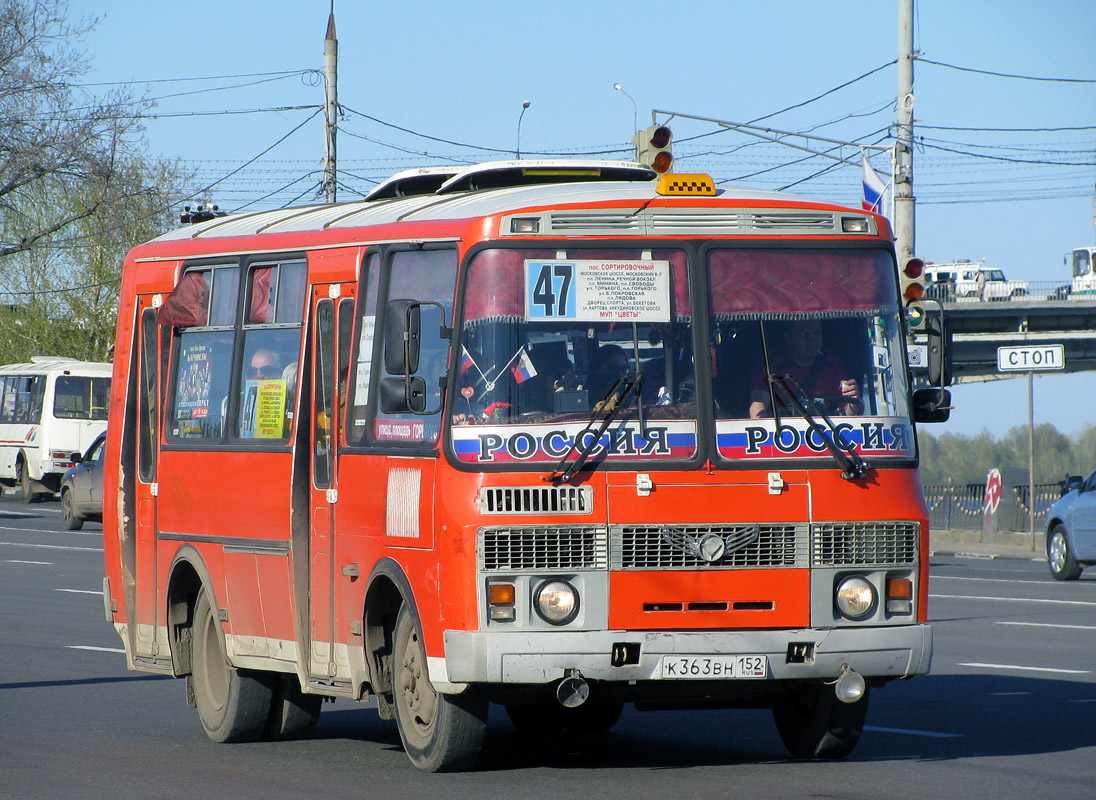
[369, 248, 457, 445]
[348, 253, 380, 444]
[54, 376, 109, 420]
[235, 261, 306, 441]
[166, 264, 239, 440]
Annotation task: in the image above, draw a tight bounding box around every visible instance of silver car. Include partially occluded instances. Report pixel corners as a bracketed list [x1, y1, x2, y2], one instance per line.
[1045, 471, 1096, 580]
[60, 432, 105, 530]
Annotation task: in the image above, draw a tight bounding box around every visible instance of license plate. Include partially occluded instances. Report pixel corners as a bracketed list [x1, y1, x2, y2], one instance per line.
[660, 654, 768, 679]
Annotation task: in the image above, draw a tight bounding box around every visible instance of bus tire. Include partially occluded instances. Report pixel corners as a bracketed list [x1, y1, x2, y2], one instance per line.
[61, 488, 84, 530]
[772, 680, 868, 760]
[393, 605, 487, 772]
[191, 589, 273, 743]
[264, 674, 322, 740]
[18, 462, 41, 504]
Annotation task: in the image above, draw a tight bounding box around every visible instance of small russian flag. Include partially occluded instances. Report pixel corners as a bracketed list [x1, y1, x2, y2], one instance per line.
[459, 346, 475, 375]
[861, 150, 889, 217]
[510, 348, 538, 384]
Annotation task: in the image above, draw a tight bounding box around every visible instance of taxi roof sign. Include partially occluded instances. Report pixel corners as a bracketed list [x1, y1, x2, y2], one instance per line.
[656, 173, 717, 196]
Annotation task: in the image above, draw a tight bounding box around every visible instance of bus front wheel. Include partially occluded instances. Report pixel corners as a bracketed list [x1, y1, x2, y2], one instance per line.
[772, 680, 869, 760]
[393, 605, 487, 772]
[191, 589, 273, 743]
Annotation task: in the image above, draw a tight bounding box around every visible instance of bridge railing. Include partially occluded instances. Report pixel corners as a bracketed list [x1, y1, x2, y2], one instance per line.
[926, 281, 1092, 303]
[922, 482, 1062, 531]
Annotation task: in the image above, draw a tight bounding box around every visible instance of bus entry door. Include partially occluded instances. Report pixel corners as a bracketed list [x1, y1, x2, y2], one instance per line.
[307, 287, 354, 682]
[133, 301, 162, 661]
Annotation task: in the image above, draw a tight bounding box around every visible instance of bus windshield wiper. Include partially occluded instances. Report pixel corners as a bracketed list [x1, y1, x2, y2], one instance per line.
[768, 373, 871, 480]
[546, 375, 641, 485]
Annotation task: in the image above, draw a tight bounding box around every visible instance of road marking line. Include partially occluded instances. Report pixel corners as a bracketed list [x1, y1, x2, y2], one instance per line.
[864, 725, 964, 739]
[958, 661, 1090, 675]
[998, 621, 1096, 631]
[933, 575, 1061, 586]
[0, 541, 102, 553]
[930, 593, 1096, 607]
[0, 524, 100, 536]
[66, 645, 125, 654]
[5, 559, 53, 565]
[56, 588, 101, 595]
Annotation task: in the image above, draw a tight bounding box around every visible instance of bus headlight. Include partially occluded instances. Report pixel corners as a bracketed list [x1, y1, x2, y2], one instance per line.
[835, 576, 876, 620]
[534, 580, 579, 625]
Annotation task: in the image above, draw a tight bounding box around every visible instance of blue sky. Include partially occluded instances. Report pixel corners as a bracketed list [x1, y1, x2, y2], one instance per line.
[67, 0, 1096, 438]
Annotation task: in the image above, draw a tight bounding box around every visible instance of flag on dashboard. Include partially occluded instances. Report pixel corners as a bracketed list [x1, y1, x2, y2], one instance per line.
[459, 346, 475, 375]
[861, 150, 889, 216]
[510, 348, 538, 384]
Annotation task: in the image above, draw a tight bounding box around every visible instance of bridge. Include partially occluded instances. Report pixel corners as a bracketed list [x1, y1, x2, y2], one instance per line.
[911, 281, 1096, 383]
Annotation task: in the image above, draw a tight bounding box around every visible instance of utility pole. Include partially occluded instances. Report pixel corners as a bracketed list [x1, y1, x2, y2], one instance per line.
[322, 6, 338, 204]
[894, 0, 916, 264]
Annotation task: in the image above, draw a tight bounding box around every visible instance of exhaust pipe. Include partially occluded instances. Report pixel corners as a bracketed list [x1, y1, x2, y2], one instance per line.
[556, 669, 589, 708]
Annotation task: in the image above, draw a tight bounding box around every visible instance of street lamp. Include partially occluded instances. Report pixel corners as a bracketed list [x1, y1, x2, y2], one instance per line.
[516, 100, 531, 159]
[613, 83, 637, 139]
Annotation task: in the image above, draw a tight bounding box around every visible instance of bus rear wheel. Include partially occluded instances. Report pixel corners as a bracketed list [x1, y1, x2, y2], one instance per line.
[393, 605, 487, 772]
[772, 680, 869, 760]
[18, 462, 41, 504]
[191, 589, 273, 743]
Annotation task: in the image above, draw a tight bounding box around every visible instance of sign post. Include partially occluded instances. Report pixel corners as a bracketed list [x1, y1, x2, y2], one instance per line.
[996, 344, 1065, 538]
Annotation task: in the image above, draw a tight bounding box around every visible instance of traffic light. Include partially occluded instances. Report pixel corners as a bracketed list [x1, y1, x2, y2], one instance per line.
[900, 257, 926, 305]
[632, 125, 673, 173]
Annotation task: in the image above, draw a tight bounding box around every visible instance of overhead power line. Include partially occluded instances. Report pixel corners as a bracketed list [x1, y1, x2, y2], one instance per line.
[919, 58, 1096, 84]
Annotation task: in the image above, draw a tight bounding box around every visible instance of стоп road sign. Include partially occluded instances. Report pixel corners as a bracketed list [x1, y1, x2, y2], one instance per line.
[996, 344, 1065, 372]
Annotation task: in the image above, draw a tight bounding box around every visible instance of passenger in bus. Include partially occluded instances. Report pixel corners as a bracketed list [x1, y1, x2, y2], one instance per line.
[585, 344, 631, 408]
[748, 320, 860, 418]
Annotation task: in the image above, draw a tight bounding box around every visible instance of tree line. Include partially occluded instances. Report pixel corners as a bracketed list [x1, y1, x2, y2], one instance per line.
[918, 424, 1096, 486]
[0, 0, 191, 364]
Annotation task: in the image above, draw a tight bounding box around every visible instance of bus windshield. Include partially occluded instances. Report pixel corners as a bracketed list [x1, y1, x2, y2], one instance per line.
[450, 245, 912, 468]
[451, 247, 696, 466]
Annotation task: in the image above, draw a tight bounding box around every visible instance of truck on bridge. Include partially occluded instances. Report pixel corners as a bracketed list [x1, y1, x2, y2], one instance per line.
[923, 260, 1029, 302]
[1066, 246, 1096, 296]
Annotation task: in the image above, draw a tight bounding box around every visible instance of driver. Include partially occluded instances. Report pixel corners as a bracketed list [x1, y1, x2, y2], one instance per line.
[748, 319, 860, 418]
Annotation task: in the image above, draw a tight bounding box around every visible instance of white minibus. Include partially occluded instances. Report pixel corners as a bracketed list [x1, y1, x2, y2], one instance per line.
[0, 357, 112, 502]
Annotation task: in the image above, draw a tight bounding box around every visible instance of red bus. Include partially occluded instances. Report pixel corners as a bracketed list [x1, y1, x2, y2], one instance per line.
[103, 159, 948, 771]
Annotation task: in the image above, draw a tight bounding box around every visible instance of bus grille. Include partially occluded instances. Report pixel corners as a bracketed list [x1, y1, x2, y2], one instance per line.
[479, 486, 593, 515]
[610, 524, 807, 569]
[479, 526, 608, 571]
[810, 522, 919, 566]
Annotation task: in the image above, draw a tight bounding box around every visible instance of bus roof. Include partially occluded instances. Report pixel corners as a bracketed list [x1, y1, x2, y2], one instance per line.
[0, 358, 113, 376]
[150, 160, 875, 245]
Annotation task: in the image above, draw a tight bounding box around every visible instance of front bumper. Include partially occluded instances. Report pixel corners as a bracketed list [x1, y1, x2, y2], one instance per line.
[439, 623, 931, 686]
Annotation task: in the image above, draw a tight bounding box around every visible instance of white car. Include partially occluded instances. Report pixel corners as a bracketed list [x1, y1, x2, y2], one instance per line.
[924, 262, 1029, 302]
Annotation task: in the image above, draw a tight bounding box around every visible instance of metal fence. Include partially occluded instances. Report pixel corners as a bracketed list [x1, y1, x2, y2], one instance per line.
[926, 281, 1094, 303]
[922, 482, 1062, 532]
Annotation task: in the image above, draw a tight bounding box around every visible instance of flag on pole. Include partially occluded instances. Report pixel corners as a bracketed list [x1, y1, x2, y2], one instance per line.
[861, 150, 889, 217]
[510, 348, 538, 384]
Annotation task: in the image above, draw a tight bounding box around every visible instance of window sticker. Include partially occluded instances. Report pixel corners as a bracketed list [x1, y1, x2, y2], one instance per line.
[714, 418, 914, 460]
[524, 260, 671, 323]
[451, 420, 697, 464]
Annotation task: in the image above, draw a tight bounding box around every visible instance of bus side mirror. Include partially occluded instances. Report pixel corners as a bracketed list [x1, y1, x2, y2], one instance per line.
[379, 375, 428, 414]
[384, 299, 421, 376]
[924, 311, 952, 387]
[912, 387, 951, 423]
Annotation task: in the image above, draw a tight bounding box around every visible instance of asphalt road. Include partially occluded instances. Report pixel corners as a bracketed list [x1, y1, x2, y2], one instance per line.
[2, 491, 1095, 799]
